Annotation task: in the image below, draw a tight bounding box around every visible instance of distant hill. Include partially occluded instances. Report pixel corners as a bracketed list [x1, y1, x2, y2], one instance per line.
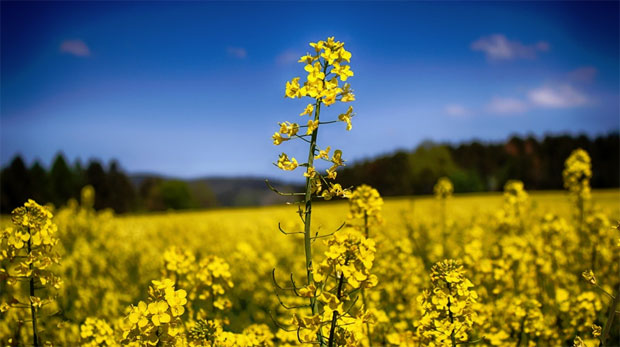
[3, 133, 616, 213]
[336, 132, 619, 196]
[130, 175, 303, 207]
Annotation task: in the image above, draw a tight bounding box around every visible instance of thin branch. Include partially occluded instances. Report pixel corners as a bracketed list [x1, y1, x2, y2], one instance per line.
[311, 232, 335, 241]
[293, 135, 312, 144]
[278, 222, 304, 236]
[290, 274, 302, 297]
[273, 289, 308, 310]
[272, 269, 297, 291]
[341, 296, 360, 317]
[268, 310, 296, 332]
[265, 179, 304, 196]
[595, 284, 616, 300]
[457, 337, 486, 345]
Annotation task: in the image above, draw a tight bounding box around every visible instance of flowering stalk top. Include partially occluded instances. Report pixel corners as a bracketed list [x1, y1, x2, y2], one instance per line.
[272, 36, 356, 200]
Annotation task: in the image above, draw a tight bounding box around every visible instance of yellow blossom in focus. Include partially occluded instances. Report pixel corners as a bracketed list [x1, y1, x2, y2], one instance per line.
[306, 120, 319, 135]
[338, 106, 354, 131]
[285, 77, 302, 98]
[277, 153, 298, 171]
[591, 324, 601, 338]
[300, 103, 314, 116]
[581, 269, 596, 285]
[315, 146, 331, 160]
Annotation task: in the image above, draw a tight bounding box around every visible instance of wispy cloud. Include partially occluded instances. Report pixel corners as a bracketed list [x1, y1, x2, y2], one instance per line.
[226, 46, 247, 59]
[483, 83, 588, 116]
[471, 34, 549, 61]
[276, 49, 300, 65]
[444, 104, 470, 117]
[528, 84, 588, 108]
[60, 39, 90, 57]
[486, 97, 528, 114]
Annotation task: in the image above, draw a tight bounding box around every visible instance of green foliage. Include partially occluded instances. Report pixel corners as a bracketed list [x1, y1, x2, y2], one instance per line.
[188, 181, 218, 209]
[337, 133, 618, 197]
[1, 154, 138, 213]
[449, 170, 485, 193]
[160, 180, 195, 210]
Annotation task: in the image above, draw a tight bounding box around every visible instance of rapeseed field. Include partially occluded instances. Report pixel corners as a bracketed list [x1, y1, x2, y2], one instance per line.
[1, 37, 618, 347]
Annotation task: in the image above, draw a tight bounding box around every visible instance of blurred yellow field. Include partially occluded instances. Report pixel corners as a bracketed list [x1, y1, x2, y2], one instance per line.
[1, 188, 618, 346]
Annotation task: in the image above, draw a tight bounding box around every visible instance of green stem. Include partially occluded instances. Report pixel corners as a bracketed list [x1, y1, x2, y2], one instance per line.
[362, 212, 372, 346]
[305, 61, 331, 347]
[601, 285, 619, 347]
[515, 314, 526, 347]
[303, 99, 320, 301]
[328, 259, 348, 347]
[441, 199, 447, 258]
[446, 282, 456, 347]
[363, 212, 369, 238]
[27, 225, 39, 347]
[578, 195, 585, 237]
[303, 97, 323, 345]
[591, 243, 597, 272]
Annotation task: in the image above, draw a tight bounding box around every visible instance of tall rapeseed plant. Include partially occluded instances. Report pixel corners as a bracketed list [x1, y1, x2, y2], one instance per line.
[346, 184, 383, 345]
[417, 260, 479, 347]
[269, 37, 359, 346]
[562, 148, 592, 233]
[0, 200, 62, 346]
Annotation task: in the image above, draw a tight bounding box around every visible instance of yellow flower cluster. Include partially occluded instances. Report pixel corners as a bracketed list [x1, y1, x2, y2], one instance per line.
[0, 200, 62, 346]
[314, 229, 378, 289]
[193, 255, 235, 312]
[121, 279, 187, 345]
[163, 246, 196, 277]
[563, 148, 592, 202]
[188, 319, 274, 347]
[273, 37, 355, 200]
[416, 260, 479, 346]
[162, 248, 234, 314]
[79, 317, 116, 347]
[1, 200, 60, 267]
[434, 177, 454, 200]
[347, 184, 384, 228]
[1, 201, 62, 285]
[505, 297, 557, 344]
[378, 239, 426, 342]
[496, 180, 529, 232]
[286, 229, 377, 344]
[284, 37, 354, 105]
[503, 180, 528, 211]
[558, 291, 603, 338]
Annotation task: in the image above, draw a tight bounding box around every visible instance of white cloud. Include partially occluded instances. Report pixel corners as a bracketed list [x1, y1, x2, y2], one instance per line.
[528, 84, 588, 108]
[276, 50, 300, 65]
[60, 39, 90, 57]
[486, 97, 528, 114]
[471, 34, 549, 61]
[226, 46, 247, 59]
[444, 104, 470, 117]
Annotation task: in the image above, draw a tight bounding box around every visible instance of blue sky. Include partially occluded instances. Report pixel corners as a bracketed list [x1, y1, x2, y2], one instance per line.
[1, 1, 618, 180]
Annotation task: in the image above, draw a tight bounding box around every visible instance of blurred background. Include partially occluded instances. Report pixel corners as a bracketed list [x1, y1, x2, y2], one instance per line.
[1, 1, 618, 213]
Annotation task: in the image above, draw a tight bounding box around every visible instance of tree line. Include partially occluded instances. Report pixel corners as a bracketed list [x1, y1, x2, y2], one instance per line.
[336, 133, 619, 196]
[2, 133, 617, 213]
[0, 155, 216, 214]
